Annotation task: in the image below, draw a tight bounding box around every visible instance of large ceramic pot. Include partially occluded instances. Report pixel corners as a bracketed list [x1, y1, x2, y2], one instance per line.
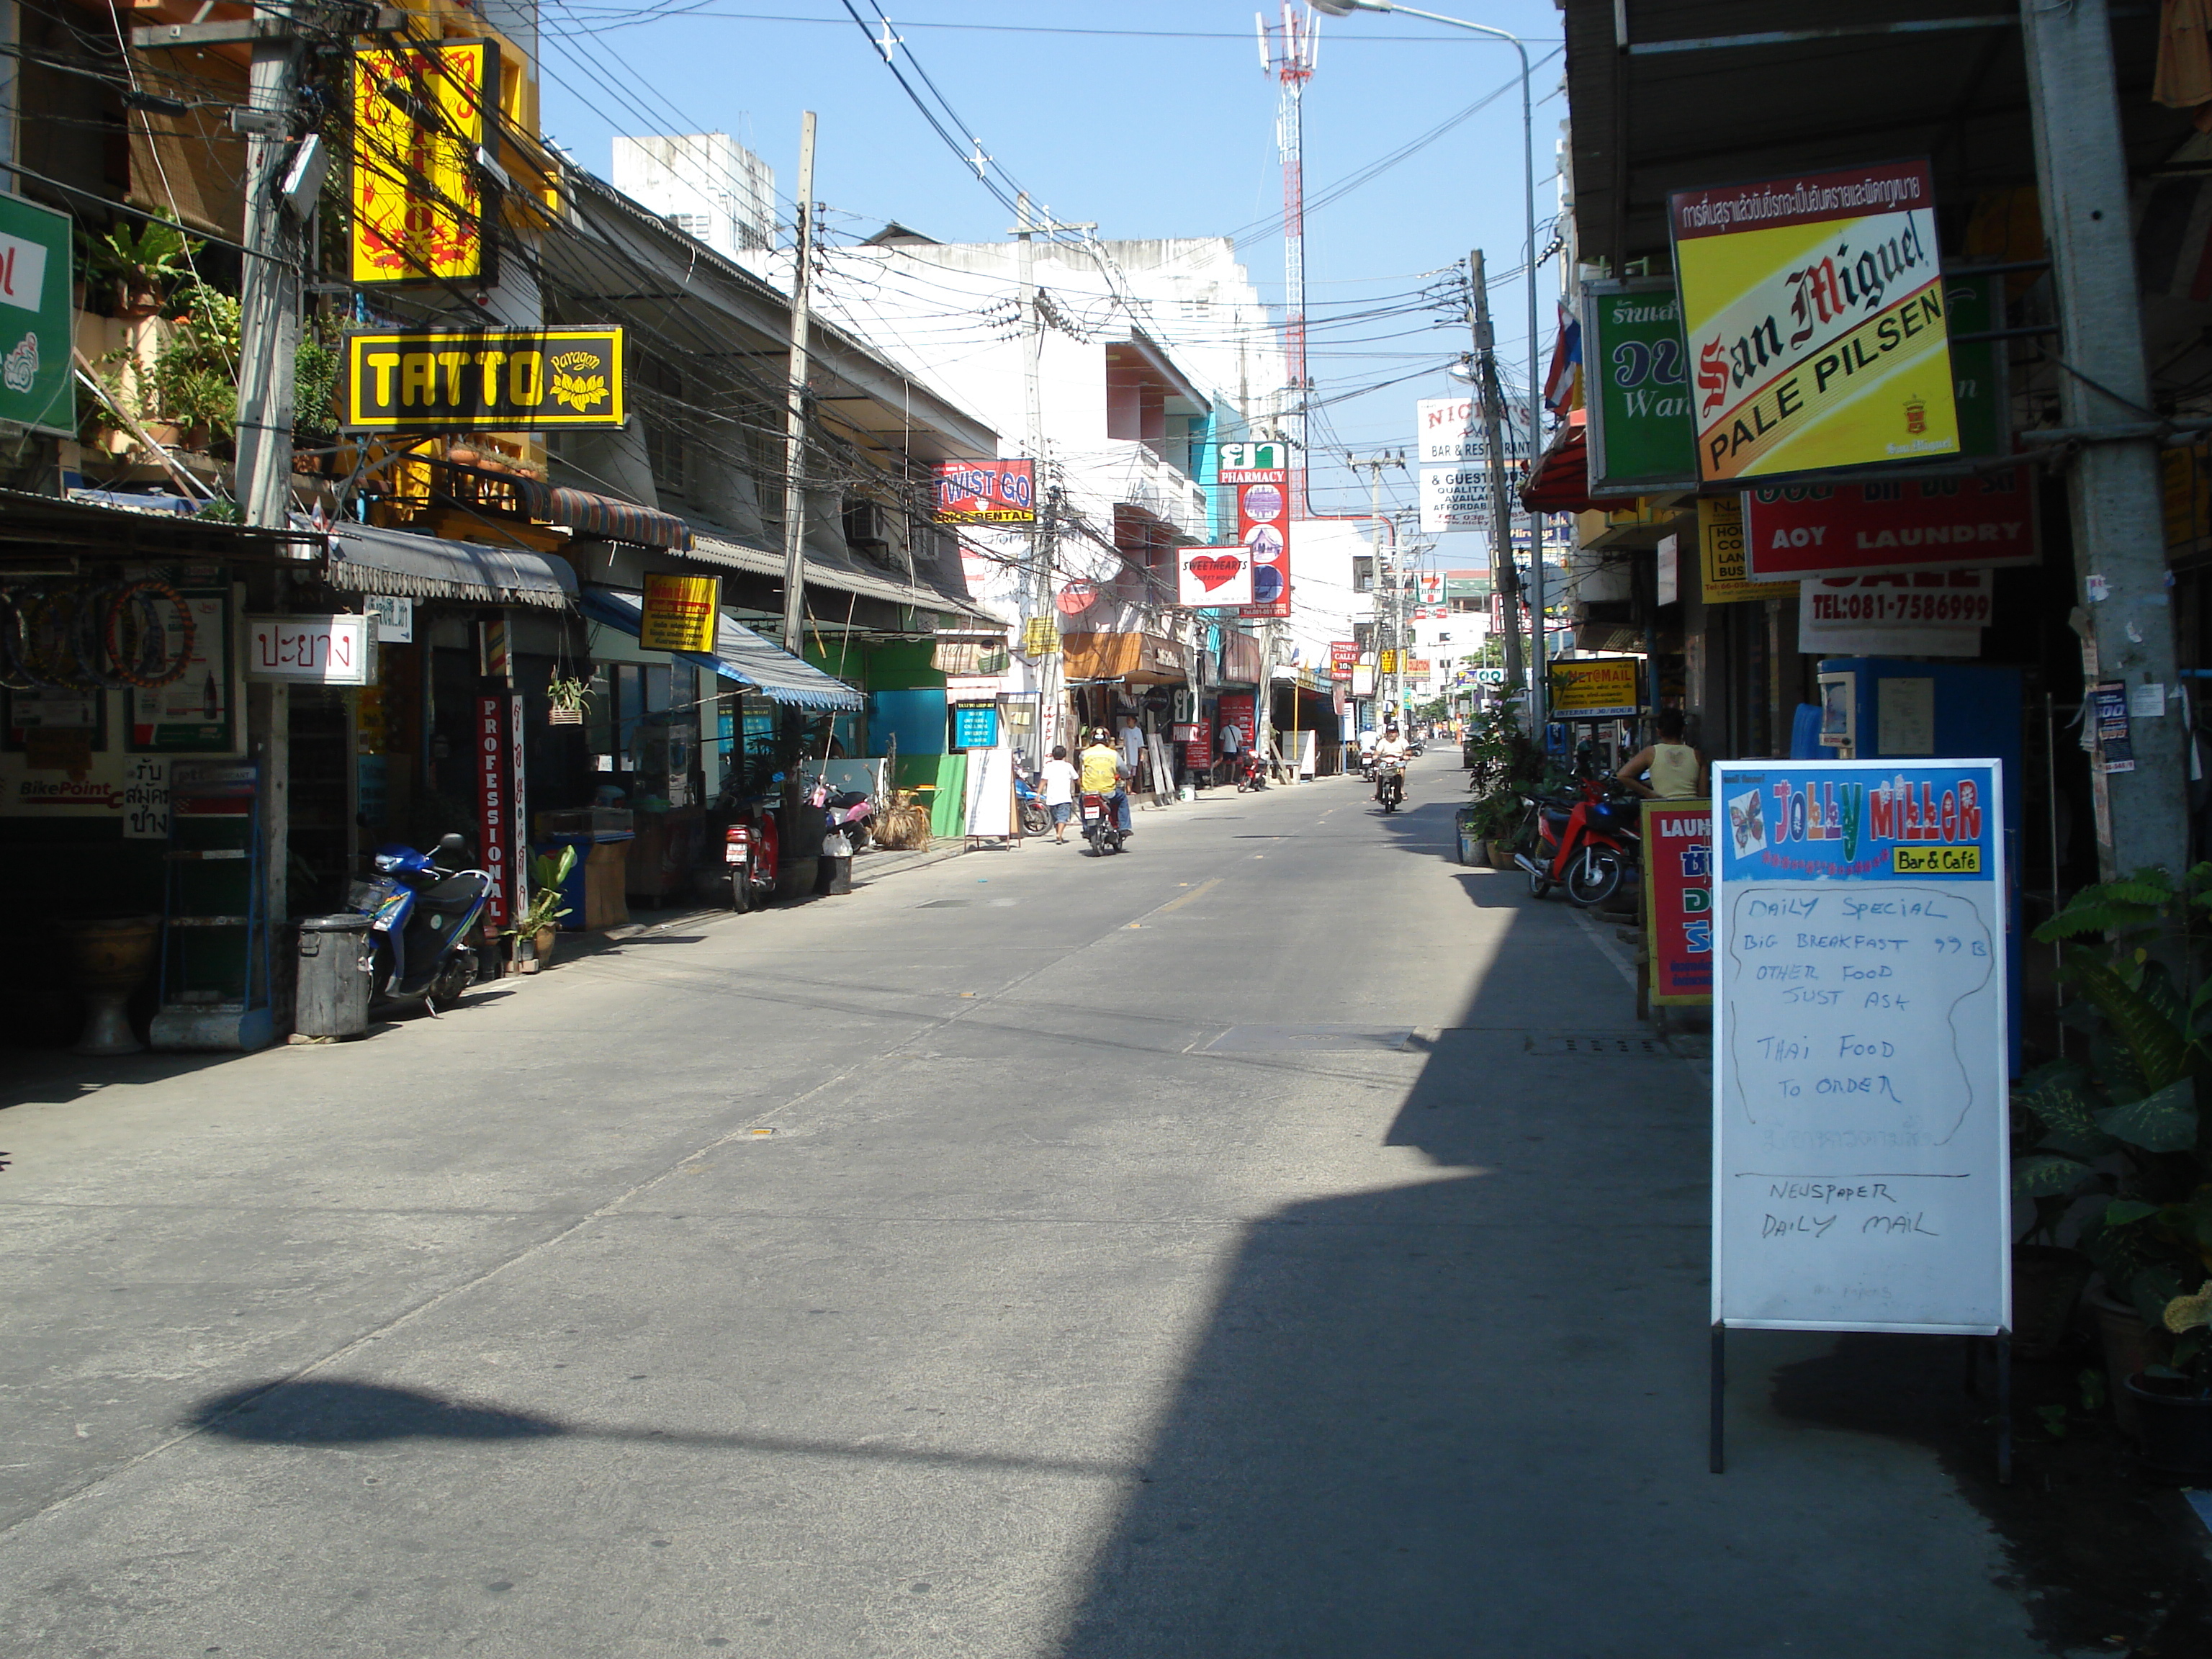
[50, 915, 161, 1056]
[2123, 1373, 2212, 1483]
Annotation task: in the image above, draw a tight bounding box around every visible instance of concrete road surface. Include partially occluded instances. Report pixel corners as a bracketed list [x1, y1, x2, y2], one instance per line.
[0, 755, 2038, 1657]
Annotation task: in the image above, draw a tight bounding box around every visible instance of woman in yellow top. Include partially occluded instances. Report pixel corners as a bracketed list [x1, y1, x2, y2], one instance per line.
[1615, 709, 1707, 799]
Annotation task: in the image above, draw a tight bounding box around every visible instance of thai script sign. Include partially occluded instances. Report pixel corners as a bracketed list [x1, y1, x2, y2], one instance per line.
[1671, 160, 1959, 482]
[933, 458, 1035, 523]
[1642, 800, 1712, 1004]
[1743, 472, 2036, 581]
[1712, 759, 2008, 1335]
[346, 328, 624, 429]
[0, 191, 71, 434]
[1584, 279, 1694, 495]
[245, 614, 369, 685]
[351, 42, 495, 285]
[639, 573, 719, 655]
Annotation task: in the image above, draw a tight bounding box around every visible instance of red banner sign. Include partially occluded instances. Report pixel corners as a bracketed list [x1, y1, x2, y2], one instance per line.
[1217, 691, 1256, 752]
[1641, 799, 1712, 1004]
[1741, 469, 2035, 581]
[475, 694, 511, 930]
[1225, 455, 1290, 619]
[933, 458, 1036, 523]
[1182, 720, 1213, 768]
[1328, 640, 1357, 680]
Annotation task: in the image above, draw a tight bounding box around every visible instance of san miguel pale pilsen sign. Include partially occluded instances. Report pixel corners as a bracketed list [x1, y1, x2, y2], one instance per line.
[1670, 161, 1959, 484]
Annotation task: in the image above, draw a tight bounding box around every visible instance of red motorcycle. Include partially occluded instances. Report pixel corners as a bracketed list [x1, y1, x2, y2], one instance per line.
[1514, 776, 1640, 906]
[721, 808, 780, 912]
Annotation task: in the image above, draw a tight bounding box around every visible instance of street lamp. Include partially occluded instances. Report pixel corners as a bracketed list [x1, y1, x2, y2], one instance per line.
[1308, 0, 1549, 731]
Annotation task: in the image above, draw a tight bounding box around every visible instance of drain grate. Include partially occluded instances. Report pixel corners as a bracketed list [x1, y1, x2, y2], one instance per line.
[1524, 1033, 1668, 1057]
[1205, 1024, 1413, 1053]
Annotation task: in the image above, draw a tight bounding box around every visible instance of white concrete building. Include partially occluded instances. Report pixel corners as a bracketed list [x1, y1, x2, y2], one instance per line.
[611, 133, 776, 260]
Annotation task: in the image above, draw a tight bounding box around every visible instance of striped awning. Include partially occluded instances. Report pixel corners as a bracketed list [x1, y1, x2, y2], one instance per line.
[580, 588, 862, 711]
[324, 523, 576, 608]
[513, 479, 691, 549]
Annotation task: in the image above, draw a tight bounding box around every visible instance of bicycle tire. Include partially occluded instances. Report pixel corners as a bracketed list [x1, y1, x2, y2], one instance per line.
[103, 580, 197, 689]
[0, 588, 36, 690]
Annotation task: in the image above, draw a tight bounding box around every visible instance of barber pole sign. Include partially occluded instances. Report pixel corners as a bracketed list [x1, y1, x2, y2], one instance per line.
[476, 696, 511, 930]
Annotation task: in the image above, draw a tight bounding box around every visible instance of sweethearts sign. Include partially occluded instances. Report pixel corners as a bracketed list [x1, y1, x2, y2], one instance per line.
[1175, 544, 1254, 608]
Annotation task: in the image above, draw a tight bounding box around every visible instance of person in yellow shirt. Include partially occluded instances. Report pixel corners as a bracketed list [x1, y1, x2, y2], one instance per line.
[1616, 708, 1707, 799]
[1079, 728, 1133, 837]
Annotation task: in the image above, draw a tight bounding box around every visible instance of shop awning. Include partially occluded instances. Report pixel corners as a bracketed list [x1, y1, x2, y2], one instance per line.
[1061, 631, 1184, 685]
[688, 531, 999, 625]
[512, 479, 691, 549]
[1519, 410, 1598, 515]
[325, 523, 577, 608]
[579, 588, 863, 712]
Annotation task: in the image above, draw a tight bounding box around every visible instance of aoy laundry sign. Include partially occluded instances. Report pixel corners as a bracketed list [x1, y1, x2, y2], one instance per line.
[1743, 473, 2036, 581]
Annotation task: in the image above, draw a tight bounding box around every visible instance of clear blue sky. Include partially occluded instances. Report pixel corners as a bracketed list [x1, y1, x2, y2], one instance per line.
[535, 0, 1566, 568]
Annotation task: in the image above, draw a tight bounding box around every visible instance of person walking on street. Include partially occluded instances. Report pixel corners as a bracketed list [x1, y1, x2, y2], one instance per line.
[1615, 708, 1707, 799]
[1081, 727, 1134, 839]
[1040, 745, 1079, 843]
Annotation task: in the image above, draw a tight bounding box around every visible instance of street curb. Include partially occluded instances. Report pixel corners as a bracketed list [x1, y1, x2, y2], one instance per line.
[850, 841, 969, 887]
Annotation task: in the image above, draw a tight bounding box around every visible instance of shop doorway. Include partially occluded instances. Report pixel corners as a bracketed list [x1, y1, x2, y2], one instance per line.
[287, 688, 354, 917]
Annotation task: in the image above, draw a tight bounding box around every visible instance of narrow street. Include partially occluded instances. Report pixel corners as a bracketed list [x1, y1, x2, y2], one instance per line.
[0, 757, 2036, 1658]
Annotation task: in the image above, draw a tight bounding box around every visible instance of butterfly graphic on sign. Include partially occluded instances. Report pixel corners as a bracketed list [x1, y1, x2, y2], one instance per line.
[1176, 546, 1254, 608]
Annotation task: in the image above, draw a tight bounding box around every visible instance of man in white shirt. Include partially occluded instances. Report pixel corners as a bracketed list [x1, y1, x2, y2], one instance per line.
[1216, 716, 1243, 787]
[1371, 722, 1412, 803]
[1038, 745, 1079, 843]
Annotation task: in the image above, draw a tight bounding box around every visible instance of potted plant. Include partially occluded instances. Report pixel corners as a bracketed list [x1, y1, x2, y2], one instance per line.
[547, 674, 591, 727]
[505, 845, 577, 972]
[81, 213, 199, 319]
[147, 279, 242, 450]
[2012, 865, 2212, 1441]
[2136, 1286, 2212, 1480]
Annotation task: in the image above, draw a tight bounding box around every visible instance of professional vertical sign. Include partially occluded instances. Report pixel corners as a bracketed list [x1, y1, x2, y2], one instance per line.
[475, 696, 513, 930]
[1712, 758, 2008, 1336]
[1671, 161, 1959, 482]
[1222, 441, 1290, 619]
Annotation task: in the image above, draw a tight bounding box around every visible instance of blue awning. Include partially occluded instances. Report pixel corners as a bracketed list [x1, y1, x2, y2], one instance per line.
[580, 588, 863, 712]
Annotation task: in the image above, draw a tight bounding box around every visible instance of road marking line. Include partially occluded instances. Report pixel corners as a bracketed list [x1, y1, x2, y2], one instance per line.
[1154, 878, 1223, 914]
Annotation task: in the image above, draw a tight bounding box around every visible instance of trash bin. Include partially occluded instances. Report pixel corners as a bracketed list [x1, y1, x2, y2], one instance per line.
[294, 913, 373, 1039]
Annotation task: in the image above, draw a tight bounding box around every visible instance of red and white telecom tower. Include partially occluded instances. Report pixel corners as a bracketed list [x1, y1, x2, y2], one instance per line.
[1259, 4, 1318, 518]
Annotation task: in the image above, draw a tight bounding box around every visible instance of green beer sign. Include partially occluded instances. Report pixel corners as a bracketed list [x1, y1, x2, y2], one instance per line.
[0, 192, 75, 437]
[1584, 278, 1696, 497]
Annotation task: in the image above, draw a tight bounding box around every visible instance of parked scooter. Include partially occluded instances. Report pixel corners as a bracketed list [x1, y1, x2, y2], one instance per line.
[817, 782, 876, 853]
[1514, 778, 1641, 905]
[347, 833, 490, 1012]
[1236, 750, 1269, 792]
[1079, 791, 1125, 855]
[1012, 766, 1051, 837]
[711, 775, 783, 913]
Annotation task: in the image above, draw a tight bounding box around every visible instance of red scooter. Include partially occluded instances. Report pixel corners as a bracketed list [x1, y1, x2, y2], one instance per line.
[1514, 776, 1640, 906]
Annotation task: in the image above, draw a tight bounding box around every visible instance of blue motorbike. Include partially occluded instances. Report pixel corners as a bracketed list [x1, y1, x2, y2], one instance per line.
[346, 832, 492, 1013]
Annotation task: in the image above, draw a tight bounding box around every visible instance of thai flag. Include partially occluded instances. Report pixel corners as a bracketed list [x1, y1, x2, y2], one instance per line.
[1542, 307, 1582, 417]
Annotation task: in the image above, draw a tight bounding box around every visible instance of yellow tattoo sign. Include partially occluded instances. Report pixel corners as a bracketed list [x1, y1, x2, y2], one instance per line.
[344, 328, 626, 430]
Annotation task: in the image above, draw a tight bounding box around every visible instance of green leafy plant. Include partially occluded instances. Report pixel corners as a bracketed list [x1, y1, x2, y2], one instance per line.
[292, 327, 341, 444]
[147, 279, 241, 440]
[1461, 706, 1552, 844]
[80, 213, 200, 313]
[2010, 865, 2212, 1366]
[547, 675, 592, 714]
[505, 845, 577, 940]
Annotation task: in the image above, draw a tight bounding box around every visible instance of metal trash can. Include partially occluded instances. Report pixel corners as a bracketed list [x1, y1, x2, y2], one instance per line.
[294, 913, 373, 1039]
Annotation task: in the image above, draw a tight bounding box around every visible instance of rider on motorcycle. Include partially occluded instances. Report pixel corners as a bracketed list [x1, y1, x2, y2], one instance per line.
[1079, 727, 1134, 837]
[1371, 722, 1411, 803]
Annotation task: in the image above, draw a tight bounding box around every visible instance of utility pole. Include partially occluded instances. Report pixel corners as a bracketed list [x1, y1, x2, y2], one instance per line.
[1013, 192, 1049, 743]
[2020, 0, 2187, 877]
[231, 0, 307, 529]
[1350, 451, 1403, 721]
[1468, 251, 1526, 713]
[778, 109, 817, 657]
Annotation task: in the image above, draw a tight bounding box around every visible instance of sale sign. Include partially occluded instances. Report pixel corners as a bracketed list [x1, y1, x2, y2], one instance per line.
[1641, 799, 1712, 1004]
[933, 458, 1036, 523]
[1671, 159, 1958, 482]
[1742, 470, 2036, 581]
[1222, 441, 1290, 619]
[1176, 544, 1254, 608]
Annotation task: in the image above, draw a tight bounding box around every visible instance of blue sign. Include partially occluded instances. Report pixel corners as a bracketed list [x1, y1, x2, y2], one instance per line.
[1712, 759, 2009, 1336]
[950, 702, 999, 750]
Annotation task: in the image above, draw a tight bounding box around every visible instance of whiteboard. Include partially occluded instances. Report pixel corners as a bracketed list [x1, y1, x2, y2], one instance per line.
[1712, 760, 2009, 1335]
[963, 745, 1014, 838]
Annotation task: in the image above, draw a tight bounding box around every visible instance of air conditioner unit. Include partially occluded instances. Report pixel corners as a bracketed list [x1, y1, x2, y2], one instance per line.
[842, 500, 889, 551]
